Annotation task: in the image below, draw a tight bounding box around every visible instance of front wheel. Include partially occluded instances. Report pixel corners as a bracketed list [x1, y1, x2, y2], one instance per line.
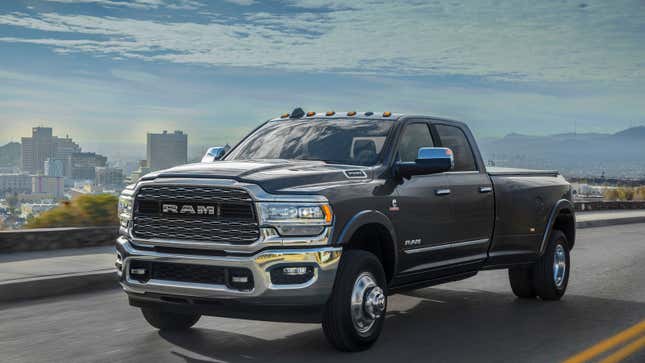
[141, 307, 201, 331]
[322, 250, 387, 352]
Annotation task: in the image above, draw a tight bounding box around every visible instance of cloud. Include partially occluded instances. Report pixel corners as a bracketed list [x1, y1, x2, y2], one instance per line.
[0, 1, 644, 82]
[42, 0, 202, 10]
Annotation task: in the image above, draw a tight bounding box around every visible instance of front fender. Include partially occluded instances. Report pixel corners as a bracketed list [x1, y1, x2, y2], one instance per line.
[334, 210, 398, 274]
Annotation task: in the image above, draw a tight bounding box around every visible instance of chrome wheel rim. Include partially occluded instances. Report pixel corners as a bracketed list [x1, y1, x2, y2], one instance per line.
[553, 244, 567, 289]
[350, 272, 385, 335]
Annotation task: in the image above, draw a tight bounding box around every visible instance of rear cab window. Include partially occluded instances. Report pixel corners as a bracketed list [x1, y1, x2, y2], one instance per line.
[434, 124, 477, 172]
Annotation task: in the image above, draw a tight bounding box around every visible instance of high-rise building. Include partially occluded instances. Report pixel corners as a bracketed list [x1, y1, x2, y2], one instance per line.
[95, 167, 124, 188]
[21, 127, 54, 174]
[21, 127, 81, 174]
[147, 130, 187, 171]
[32, 175, 64, 199]
[67, 152, 108, 180]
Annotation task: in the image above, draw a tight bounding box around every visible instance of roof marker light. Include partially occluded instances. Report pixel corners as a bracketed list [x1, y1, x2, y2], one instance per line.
[281, 113, 289, 118]
[383, 111, 392, 117]
[347, 111, 357, 116]
[306, 111, 316, 117]
[326, 111, 335, 116]
[364, 112, 374, 116]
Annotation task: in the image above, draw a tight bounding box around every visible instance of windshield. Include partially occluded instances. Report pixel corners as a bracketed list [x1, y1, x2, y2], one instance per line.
[226, 119, 394, 166]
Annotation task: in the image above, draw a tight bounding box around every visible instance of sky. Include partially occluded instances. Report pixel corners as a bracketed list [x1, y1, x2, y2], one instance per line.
[1, 0, 644, 150]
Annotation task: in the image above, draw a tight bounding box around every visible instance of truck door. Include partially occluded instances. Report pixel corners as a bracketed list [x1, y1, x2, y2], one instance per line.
[433, 123, 494, 263]
[391, 121, 454, 273]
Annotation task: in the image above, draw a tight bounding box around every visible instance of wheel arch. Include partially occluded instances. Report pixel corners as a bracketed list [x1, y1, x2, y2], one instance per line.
[539, 199, 576, 256]
[336, 210, 398, 283]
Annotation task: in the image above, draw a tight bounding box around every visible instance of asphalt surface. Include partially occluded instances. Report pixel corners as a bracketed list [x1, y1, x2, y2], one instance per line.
[1, 223, 644, 363]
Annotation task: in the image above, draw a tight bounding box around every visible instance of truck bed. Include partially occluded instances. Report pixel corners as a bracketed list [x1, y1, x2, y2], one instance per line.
[486, 166, 559, 177]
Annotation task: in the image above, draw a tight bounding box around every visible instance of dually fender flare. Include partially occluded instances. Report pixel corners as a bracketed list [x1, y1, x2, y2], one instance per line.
[335, 210, 399, 274]
[538, 199, 576, 256]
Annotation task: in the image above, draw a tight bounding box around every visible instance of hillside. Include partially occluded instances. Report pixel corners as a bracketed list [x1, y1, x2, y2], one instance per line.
[479, 126, 645, 178]
[0, 142, 21, 167]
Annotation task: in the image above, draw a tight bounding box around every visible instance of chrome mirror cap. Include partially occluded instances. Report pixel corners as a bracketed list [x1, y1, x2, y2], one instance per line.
[201, 146, 227, 162]
[416, 147, 454, 169]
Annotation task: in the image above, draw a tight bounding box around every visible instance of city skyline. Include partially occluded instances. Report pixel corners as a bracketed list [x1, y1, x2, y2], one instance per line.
[1, 1, 644, 145]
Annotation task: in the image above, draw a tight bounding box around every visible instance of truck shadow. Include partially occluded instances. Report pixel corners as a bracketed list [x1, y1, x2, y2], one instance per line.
[158, 287, 645, 363]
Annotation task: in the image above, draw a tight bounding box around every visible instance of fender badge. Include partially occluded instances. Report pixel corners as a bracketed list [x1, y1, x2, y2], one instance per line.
[389, 199, 400, 212]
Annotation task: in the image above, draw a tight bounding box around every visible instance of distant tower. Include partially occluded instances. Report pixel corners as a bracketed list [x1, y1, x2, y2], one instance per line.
[146, 130, 188, 171]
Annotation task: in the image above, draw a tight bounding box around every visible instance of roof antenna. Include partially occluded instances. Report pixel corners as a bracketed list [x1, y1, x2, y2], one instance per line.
[290, 107, 305, 119]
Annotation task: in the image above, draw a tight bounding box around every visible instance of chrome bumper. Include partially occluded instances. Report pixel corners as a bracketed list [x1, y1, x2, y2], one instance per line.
[116, 236, 342, 306]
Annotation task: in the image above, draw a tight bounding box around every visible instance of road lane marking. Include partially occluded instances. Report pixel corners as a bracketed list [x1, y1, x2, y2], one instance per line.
[598, 335, 645, 363]
[562, 319, 645, 363]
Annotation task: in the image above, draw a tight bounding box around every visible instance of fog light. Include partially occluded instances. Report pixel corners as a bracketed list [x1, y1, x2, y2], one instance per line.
[270, 266, 315, 285]
[130, 268, 147, 275]
[129, 261, 151, 282]
[228, 268, 254, 291]
[283, 267, 308, 275]
[231, 276, 249, 283]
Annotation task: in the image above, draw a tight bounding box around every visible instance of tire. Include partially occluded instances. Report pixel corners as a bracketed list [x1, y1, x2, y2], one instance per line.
[532, 230, 570, 300]
[322, 250, 387, 352]
[508, 266, 536, 298]
[141, 307, 201, 331]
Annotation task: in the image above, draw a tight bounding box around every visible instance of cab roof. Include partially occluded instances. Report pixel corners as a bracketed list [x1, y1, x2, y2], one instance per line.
[269, 111, 404, 122]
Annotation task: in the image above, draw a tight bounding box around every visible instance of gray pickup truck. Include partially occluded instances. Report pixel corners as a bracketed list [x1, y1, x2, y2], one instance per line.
[116, 109, 575, 351]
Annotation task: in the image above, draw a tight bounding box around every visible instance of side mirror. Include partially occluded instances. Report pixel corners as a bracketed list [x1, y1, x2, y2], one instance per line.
[201, 146, 226, 162]
[396, 147, 454, 178]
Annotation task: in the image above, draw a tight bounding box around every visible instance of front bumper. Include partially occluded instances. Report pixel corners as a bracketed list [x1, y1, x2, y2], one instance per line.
[116, 236, 342, 307]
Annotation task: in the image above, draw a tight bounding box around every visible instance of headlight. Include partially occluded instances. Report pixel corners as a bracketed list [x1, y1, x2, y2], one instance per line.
[118, 194, 133, 229]
[258, 202, 332, 236]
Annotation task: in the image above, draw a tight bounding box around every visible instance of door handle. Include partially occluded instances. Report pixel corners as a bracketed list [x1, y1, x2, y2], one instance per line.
[479, 186, 493, 193]
[435, 188, 451, 196]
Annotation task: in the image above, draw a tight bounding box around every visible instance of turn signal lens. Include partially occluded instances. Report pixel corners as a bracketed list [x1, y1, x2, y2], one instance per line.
[321, 204, 333, 224]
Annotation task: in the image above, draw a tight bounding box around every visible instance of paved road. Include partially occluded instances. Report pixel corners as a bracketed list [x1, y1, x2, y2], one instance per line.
[1, 224, 644, 363]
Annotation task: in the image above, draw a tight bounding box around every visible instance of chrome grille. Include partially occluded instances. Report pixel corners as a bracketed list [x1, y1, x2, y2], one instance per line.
[136, 185, 252, 203]
[132, 185, 259, 245]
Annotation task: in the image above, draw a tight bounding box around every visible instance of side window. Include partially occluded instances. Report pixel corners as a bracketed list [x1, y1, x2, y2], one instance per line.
[435, 124, 477, 171]
[398, 123, 434, 162]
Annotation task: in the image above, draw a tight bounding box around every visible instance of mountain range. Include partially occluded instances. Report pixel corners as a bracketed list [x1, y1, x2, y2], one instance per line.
[478, 126, 645, 178]
[0, 142, 20, 168]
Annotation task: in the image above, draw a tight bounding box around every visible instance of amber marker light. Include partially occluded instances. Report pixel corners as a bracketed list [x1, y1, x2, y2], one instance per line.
[306, 111, 316, 117]
[347, 111, 357, 116]
[281, 113, 289, 118]
[326, 111, 335, 116]
[321, 204, 333, 224]
[383, 111, 392, 117]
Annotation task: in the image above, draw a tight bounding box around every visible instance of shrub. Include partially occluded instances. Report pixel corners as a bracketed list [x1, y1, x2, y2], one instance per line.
[25, 194, 118, 228]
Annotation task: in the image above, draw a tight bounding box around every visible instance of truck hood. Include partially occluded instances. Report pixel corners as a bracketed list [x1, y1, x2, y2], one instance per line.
[140, 160, 372, 193]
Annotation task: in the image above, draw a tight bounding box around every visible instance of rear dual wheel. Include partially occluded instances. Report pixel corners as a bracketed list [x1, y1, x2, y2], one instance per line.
[508, 229, 570, 300]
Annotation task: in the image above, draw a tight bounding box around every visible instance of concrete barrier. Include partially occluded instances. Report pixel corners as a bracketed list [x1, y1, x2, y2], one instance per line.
[0, 226, 118, 253]
[575, 201, 645, 212]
